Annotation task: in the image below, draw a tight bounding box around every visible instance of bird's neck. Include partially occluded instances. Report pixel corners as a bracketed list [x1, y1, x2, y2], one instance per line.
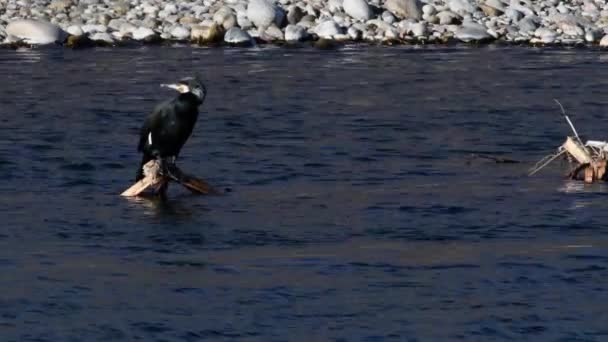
[179, 93, 202, 105]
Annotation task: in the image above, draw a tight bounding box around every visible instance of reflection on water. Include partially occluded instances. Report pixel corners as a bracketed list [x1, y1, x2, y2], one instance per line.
[1, 45, 608, 341]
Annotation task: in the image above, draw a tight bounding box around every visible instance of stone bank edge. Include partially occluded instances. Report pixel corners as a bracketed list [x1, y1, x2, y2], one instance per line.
[2, 0, 608, 48]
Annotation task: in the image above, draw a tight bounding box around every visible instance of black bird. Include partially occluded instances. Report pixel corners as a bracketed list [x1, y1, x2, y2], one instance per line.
[136, 76, 207, 181]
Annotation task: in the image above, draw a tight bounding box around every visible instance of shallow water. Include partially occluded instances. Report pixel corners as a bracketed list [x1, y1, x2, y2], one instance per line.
[1, 45, 608, 341]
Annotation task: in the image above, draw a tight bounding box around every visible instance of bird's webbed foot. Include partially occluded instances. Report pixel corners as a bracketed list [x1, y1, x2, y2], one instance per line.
[157, 157, 179, 179]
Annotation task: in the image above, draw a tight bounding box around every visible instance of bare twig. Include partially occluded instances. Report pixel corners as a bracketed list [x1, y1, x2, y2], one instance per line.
[554, 99, 584, 146]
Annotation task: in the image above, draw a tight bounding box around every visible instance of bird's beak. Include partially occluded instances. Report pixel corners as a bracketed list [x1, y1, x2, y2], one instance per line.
[161, 83, 190, 93]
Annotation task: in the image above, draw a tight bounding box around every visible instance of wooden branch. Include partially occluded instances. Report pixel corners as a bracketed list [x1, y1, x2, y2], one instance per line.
[121, 160, 217, 197]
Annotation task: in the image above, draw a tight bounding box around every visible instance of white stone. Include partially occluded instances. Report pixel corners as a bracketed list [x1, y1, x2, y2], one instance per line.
[263, 24, 283, 40]
[224, 26, 253, 44]
[436, 11, 460, 25]
[66, 25, 84, 36]
[385, 27, 399, 39]
[6, 19, 68, 44]
[509, 0, 534, 17]
[328, 0, 343, 13]
[382, 11, 396, 23]
[455, 23, 491, 41]
[164, 3, 178, 14]
[348, 26, 362, 39]
[564, 24, 584, 37]
[517, 17, 537, 33]
[585, 30, 599, 43]
[485, 0, 506, 12]
[534, 27, 556, 43]
[448, 0, 476, 15]
[409, 22, 427, 36]
[385, 0, 422, 20]
[314, 20, 341, 38]
[246, 0, 277, 29]
[90, 32, 114, 43]
[422, 4, 436, 15]
[343, 0, 372, 21]
[171, 26, 190, 39]
[599, 34, 608, 47]
[132, 26, 156, 40]
[284, 24, 306, 41]
[213, 7, 235, 27]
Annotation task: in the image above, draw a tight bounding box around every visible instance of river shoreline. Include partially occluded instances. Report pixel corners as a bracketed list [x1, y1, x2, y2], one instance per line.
[1, 0, 608, 48]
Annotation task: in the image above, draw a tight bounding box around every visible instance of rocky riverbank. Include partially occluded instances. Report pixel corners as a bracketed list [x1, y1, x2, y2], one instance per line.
[2, 0, 608, 47]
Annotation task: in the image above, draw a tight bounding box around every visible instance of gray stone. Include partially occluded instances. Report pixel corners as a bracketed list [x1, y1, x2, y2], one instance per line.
[343, 0, 372, 21]
[246, 0, 277, 29]
[274, 7, 287, 27]
[384, 0, 422, 20]
[284, 24, 306, 41]
[509, 0, 534, 16]
[6, 19, 68, 44]
[224, 26, 253, 44]
[505, 8, 523, 22]
[517, 17, 537, 33]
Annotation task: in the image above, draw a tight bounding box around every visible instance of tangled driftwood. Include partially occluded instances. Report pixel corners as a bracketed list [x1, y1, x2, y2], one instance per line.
[121, 160, 216, 197]
[529, 100, 608, 183]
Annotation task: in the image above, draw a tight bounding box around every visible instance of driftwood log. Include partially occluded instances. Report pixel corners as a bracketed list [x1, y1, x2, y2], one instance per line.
[121, 160, 216, 197]
[530, 136, 608, 183]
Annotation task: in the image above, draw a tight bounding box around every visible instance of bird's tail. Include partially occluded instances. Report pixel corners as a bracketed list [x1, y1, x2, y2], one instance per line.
[135, 153, 153, 181]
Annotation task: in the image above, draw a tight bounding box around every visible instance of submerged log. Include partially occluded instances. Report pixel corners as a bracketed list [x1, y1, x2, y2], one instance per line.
[121, 160, 217, 197]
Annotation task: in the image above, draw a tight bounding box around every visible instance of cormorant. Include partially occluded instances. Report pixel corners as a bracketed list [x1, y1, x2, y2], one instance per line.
[135, 76, 207, 181]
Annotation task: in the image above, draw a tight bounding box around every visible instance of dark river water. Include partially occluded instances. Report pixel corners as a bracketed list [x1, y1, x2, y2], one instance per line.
[2, 45, 608, 341]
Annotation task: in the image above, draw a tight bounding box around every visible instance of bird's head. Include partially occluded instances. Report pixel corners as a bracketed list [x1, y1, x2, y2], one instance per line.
[161, 76, 207, 103]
